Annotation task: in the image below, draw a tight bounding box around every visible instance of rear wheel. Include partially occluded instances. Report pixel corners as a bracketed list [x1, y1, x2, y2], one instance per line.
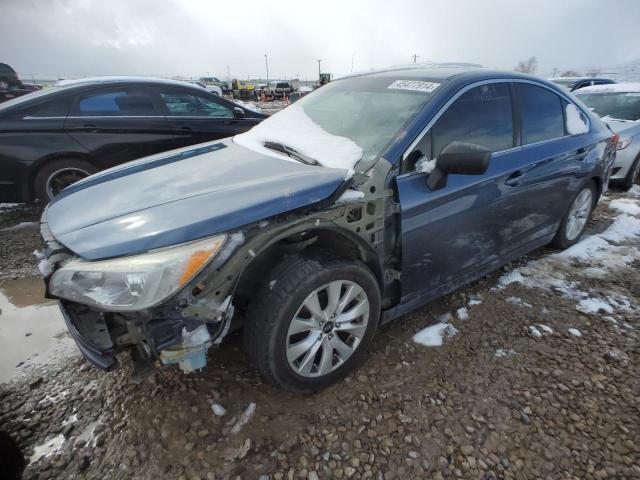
[244, 254, 380, 392]
[34, 159, 97, 203]
[551, 181, 596, 249]
[620, 155, 640, 191]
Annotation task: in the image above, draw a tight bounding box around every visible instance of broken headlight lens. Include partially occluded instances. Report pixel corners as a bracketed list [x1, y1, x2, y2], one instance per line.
[49, 235, 226, 311]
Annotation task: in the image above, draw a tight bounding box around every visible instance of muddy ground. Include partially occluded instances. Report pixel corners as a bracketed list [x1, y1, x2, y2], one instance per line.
[0, 187, 639, 480]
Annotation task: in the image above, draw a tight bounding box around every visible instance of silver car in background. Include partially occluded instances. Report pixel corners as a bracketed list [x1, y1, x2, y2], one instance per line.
[575, 83, 640, 189]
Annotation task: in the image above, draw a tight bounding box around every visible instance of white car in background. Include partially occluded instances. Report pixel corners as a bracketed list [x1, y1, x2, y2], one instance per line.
[576, 83, 640, 189]
[188, 80, 223, 96]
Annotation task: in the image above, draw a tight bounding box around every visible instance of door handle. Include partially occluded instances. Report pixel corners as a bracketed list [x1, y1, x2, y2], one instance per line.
[81, 123, 98, 132]
[505, 170, 524, 187]
[575, 148, 588, 161]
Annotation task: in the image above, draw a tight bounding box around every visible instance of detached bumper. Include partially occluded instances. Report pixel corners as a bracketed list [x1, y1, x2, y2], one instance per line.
[58, 301, 117, 370]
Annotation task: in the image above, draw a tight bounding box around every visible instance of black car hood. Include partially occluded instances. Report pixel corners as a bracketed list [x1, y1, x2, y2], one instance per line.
[46, 140, 348, 260]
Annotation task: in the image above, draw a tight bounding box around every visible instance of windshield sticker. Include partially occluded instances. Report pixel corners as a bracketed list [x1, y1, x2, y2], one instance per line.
[387, 80, 440, 93]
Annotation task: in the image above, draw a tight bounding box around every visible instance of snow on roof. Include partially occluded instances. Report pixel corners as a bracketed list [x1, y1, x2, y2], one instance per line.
[55, 76, 193, 88]
[337, 62, 484, 80]
[575, 82, 640, 94]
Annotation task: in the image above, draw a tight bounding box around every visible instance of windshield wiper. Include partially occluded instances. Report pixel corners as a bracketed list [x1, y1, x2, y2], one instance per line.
[264, 141, 320, 166]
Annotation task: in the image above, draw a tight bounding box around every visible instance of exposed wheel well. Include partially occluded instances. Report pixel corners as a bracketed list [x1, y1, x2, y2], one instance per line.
[590, 176, 603, 202]
[233, 227, 383, 315]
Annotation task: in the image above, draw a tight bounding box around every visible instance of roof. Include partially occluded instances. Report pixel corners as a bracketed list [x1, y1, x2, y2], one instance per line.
[55, 76, 198, 89]
[574, 82, 640, 94]
[549, 76, 614, 83]
[338, 62, 485, 81]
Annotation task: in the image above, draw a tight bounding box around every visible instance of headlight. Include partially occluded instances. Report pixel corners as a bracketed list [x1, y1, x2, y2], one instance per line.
[617, 137, 633, 150]
[50, 235, 226, 311]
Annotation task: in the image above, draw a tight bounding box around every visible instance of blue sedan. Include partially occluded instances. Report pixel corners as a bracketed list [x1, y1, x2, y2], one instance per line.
[41, 64, 617, 392]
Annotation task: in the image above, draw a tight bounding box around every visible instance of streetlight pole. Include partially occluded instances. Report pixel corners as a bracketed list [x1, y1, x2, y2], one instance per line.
[264, 54, 269, 82]
[317, 59, 322, 81]
[412, 54, 419, 63]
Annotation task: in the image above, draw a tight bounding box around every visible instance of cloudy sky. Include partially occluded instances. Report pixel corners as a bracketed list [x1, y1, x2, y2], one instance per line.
[2, 0, 639, 81]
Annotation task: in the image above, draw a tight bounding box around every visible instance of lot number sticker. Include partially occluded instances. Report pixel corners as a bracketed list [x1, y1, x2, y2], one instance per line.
[388, 80, 440, 93]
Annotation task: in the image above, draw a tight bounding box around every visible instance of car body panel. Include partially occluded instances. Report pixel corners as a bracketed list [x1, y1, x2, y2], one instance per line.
[598, 119, 640, 180]
[46, 140, 348, 260]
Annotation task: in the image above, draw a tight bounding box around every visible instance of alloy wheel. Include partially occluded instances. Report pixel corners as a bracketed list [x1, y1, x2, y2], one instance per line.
[286, 280, 370, 378]
[566, 187, 593, 241]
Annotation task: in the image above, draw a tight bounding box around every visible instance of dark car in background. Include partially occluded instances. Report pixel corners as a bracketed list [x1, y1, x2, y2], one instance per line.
[0, 63, 36, 103]
[40, 65, 617, 392]
[0, 77, 266, 203]
[549, 76, 615, 92]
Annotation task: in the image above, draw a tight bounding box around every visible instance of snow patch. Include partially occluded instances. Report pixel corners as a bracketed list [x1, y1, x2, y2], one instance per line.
[211, 403, 227, 416]
[233, 102, 363, 176]
[528, 326, 542, 338]
[413, 322, 458, 347]
[565, 104, 589, 135]
[336, 189, 365, 203]
[415, 156, 437, 174]
[0, 221, 38, 232]
[576, 298, 614, 315]
[568, 328, 582, 337]
[609, 198, 640, 216]
[456, 307, 469, 321]
[537, 324, 553, 334]
[495, 348, 517, 358]
[230, 402, 256, 434]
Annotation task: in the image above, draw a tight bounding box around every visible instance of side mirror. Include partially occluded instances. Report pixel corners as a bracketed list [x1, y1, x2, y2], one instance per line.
[427, 141, 491, 191]
[233, 107, 245, 118]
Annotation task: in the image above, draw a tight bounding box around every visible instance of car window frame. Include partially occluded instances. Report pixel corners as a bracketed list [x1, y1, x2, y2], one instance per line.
[69, 86, 163, 118]
[155, 86, 234, 119]
[515, 82, 567, 145]
[400, 78, 591, 176]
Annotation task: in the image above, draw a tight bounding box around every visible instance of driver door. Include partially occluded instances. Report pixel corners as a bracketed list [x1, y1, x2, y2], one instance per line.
[396, 82, 529, 303]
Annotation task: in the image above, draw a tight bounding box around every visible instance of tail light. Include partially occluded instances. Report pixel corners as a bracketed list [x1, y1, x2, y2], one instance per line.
[611, 133, 620, 147]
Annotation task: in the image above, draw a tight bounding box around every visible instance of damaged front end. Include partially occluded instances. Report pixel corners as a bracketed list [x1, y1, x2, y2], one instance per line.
[41, 215, 241, 374]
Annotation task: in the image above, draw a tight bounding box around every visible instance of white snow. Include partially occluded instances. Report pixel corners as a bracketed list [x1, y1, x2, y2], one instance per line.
[413, 322, 458, 347]
[30, 434, 66, 464]
[230, 402, 256, 434]
[528, 326, 542, 338]
[495, 348, 517, 358]
[537, 324, 553, 334]
[415, 156, 436, 174]
[576, 298, 614, 315]
[0, 221, 38, 232]
[233, 102, 363, 176]
[298, 86, 313, 93]
[609, 198, 640, 216]
[568, 328, 582, 337]
[336, 189, 365, 203]
[232, 99, 262, 113]
[211, 403, 227, 416]
[456, 307, 469, 321]
[468, 298, 483, 306]
[629, 185, 640, 197]
[576, 82, 640, 94]
[565, 104, 589, 135]
[38, 258, 52, 277]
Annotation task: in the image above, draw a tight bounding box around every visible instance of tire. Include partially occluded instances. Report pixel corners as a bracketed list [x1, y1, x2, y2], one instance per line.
[551, 181, 597, 249]
[620, 155, 640, 191]
[244, 254, 381, 392]
[34, 158, 97, 203]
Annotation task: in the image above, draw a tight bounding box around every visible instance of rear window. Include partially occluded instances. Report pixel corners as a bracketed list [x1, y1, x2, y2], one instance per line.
[517, 84, 565, 144]
[75, 90, 158, 116]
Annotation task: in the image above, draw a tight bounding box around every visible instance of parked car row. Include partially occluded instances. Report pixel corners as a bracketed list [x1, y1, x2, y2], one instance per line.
[38, 65, 619, 392]
[0, 77, 266, 202]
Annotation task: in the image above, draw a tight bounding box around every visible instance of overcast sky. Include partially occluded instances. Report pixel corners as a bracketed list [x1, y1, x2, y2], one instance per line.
[2, 0, 639, 81]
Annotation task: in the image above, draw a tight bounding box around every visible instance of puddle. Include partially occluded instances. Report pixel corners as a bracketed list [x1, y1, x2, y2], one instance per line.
[0, 276, 75, 383]
[29, 433, 66, 464]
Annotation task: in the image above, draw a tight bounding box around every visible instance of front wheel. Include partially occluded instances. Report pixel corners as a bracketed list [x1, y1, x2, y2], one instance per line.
[244, 255, 380, 392]
[34, 158, 97, 203]
[551, 181, 596, 249]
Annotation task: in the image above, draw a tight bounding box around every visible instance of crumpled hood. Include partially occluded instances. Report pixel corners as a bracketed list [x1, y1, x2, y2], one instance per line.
[46, 140, 348, 260]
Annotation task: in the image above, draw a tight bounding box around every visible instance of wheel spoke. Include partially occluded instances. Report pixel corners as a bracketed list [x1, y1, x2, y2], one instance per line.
[317, 337, 334, 375]
[325, 281, 342, 315]
[296, 335, 324, 375]
[287, 331, 321, 364]
[330, 335, 354, 361]
[336, 284, 359, 315]
[336, 299, 369, 323]
[334, 320, 367, 338]
[303, 291, 325, 320]
[288, 316, 319, 335]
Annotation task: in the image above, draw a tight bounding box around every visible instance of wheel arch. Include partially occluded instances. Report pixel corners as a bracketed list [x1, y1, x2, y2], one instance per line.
[25, 152, 97, 201]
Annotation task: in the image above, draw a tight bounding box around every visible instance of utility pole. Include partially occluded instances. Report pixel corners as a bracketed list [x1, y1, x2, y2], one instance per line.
[317, 59, 322, 80]
[264, 54, 269, 81]
[412, 54, 419, 64]
[351, 53, 355, 73]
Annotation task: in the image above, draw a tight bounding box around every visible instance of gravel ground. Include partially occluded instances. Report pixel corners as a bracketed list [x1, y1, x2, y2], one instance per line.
[0, 188, 639, 480]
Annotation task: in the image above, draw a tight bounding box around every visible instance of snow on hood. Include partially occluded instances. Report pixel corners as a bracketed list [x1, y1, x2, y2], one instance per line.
[576, 82, 640, 94]
[233, 103, 363, 177]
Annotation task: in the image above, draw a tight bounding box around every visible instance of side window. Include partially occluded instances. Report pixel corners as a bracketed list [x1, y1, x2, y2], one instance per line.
[160, 91, 233, 118]
[431, 83, 514, 159]
[517, 84, 565, 144]
[23, 99, 71, 118]
[74, 89, 158, 116]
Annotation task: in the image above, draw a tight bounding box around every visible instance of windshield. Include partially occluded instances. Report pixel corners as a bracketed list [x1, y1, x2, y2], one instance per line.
[577, 92, 640, 121]
[234, 76, 434, 174]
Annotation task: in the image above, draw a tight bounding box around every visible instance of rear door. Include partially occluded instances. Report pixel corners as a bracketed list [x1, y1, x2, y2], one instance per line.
[156, 87, 257, 147]
[64, 86, 174, 166]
